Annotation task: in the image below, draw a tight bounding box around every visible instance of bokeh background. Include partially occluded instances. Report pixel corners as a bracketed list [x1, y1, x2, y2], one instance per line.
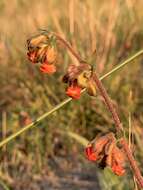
[0, 0, 143, 189]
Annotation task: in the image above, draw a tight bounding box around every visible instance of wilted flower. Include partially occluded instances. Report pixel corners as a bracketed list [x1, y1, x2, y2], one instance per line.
[110, 146, 126, 176]
[27, 33, 57, 74]
[63, 64, 96, 99]
[85, 133, 126, 176]
[85, 133, 111, 162]
[65, 64, 91, 82]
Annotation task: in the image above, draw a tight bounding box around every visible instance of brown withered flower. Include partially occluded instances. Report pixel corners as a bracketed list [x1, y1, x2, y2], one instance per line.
[27, 33, 57, 74]
[85, 133, 126, 176]
[63, 64, 97, 99]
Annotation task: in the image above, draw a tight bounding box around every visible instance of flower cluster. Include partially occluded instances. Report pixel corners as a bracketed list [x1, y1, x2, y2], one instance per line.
[27, 33, 57, 74]
[85, 133, 126, 176]
[27, 32, 97, 100]
[63, 64, 96, 99]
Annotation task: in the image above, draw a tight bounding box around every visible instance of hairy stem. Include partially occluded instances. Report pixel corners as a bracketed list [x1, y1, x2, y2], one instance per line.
[120, 139, 143, 188]
[92, 72, 123, 132]
[53, 32, 86, 63]
[92, 68, 143, 188]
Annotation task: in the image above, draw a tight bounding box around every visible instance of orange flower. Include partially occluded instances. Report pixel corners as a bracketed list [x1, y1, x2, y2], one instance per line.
[40, 63, 56, 74]
[85, 145, 98, 161]
[66, 85, 81, 99]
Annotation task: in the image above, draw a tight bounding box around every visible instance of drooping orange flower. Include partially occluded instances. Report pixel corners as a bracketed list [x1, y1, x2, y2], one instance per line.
[27, 33, 58, 74]
[85, 133, 126, 176]
[40, 63, 56, 74]
[66, 85, 81, 99]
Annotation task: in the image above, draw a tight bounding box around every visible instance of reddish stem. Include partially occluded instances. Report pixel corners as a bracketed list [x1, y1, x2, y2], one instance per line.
[54, 33, 86, 64]
[120, 139, 143, 188]
[92, 72, 143, 188]
[92, 73, 123, 132]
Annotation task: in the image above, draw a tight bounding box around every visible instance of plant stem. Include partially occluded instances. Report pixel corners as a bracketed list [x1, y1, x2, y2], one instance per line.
[120, 139, 143, 188]
[53, 32, 86, 63]
[0, 50, 141, 148]
[0, 98, 71, 148]
[92, 67, 143, 188]
[100, 49, 143, 80]
[51, 33, 143, 188]
[93, 72, 123, 132]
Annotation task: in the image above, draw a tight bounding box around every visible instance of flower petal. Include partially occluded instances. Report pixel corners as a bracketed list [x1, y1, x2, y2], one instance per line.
[85, 145, 98, 161]
[40, 64, 56, 74]
[66, 85, 81, 99]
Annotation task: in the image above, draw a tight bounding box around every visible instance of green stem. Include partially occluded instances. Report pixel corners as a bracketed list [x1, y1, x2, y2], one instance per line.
[0, 98, 71, 148]
[100, 49, 143, 80]
[0, 50, 143, 148]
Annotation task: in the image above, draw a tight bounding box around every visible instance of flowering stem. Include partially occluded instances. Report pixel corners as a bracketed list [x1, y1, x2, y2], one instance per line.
[50, 33, 143, 188]
[92, 66, 143, 188]
[0, 50, 141, 148]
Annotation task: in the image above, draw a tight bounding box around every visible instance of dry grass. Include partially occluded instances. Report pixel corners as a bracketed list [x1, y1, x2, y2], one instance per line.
[0, 0, 143, 189]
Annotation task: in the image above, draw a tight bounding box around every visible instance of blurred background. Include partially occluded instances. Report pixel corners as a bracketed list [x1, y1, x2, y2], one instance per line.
[0, 0, 143, 189]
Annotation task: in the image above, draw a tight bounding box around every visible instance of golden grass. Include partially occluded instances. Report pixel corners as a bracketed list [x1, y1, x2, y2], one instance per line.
[1, 0, 143, 189]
